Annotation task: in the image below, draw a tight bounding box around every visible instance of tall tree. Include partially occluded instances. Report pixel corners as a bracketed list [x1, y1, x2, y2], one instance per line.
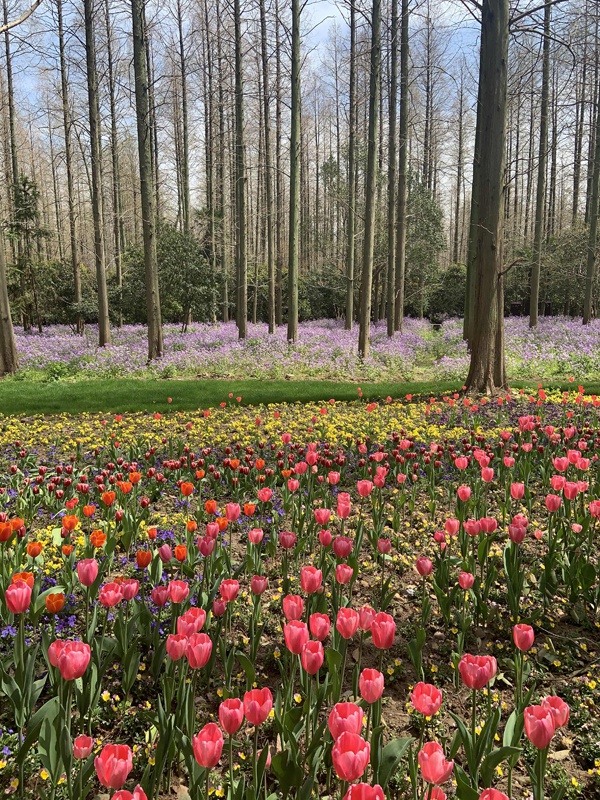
[131, 0, 163, 358]
[583, 67, 600, 324]
[358, 0, 381, 358]
[529, 0, 551, 328]
[287, 0, 301, 342]
[386, 0, 398, 336]
[465, 0, 509, 393]
[0, 229, 17, 375]
[234, 0, 247, 339]
[176, 0, 190, 234]
[345, 0, 357, 331]
[83, 0, 111, 345]
[394, 0, 408, 331]
[259, 0, 275, 332]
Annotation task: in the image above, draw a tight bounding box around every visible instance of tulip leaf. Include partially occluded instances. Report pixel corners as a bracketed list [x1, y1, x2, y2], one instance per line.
[480, 745, 521, 788]
[378, 736, 413, 790]
[235, 652, 256, 691]
[454, 764, 479, 800]
[271, 749, 304, 799]
[15, 696, 60, 766]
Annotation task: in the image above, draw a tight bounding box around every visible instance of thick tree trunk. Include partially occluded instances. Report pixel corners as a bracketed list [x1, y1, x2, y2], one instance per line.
[529, 1, 551, 328]
[453, 76, 464, 265]
[259, 0, 275, 333]
[386, 0, 398, 337]
[345, 0, 356, 331]
[177, 0, 190, 234]
[274, 0, 283, 327]
[583, 73, 600, 324]
[464, 78, 482, 343]
[234, 0, 247, 339]
[131, 0, 163, 358]
[0, 230, 17, 375]
[394, 0, 408, 332]
[464, 0, 509, 393]
[287, 0, 301, 343]
[83, 0, 111, 345]
[215, 0, 228, 323]
[358, 0, 381, 358]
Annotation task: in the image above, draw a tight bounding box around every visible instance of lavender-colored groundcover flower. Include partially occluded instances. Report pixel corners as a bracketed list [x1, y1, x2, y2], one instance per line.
[12, 316, 600, 382]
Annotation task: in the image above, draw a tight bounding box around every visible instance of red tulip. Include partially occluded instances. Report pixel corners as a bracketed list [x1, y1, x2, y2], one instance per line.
[283, 594, 304, 621]
[336, 563, 354, 584]
[358, 605, 376, 631]
[510, 482, 525, 500]
[356, 480, 373, 497]
[328, 702, 363, 739]
[481, 467, 494, 482]
[99, 583, 124, 607]
[251, 575, 268, 595]
[219, 698, 244, 735]
[225, 503, 241, 522]
[77, 558, 98, 587]
[248, 528, 264, 544]
[418, 741, 454, 785]
[151, 586, 170, 607]
[121, 579, 139, 601]
[458, 654, 497, 690]
[73, 735, 94, 759]
[301, 640, 324, 674]
[479, 790, 509, 800]
[169, 580, 189, 604]
[186, 632, 213, 669]
[300, 566, 323, 594]
[457, 485, 471, 502]
[480, 517, 498, 534]
[5, 580, 31, 614]
[524, 705, 556, 749]
[333, 536, 353, 559]
[444, 518, 460, 536]
[541, 696, 569, 728]
[319, 528, 332, 547]
[463, 519, 481, 537]
[358, 669, 384, 704]
[370, 612, 395, 649]
[411, 682, 443, 716]
[112, 786, 147, 800]
[284, 620, 309, 655]
[166, 634, 188, 661]
[331, 732, 370, 782]
[314, 508, 331, 526]
[336, 607, 360, 639]
[512, 623, 535, 652]
[243, 688, 273, 726]
[309, 612, 331, 641]
[545, 494, 562, 512]
[343, 784, 385, 800]
[219, 579, 240, 602]
[57, 641, 91, 680]
[279, 531, 297, 549]
[416, 557, 433, 576]
[192, 722, 224, 768]
[94, 744, 133, 789]
[158, 544, 172, 563]
[212, 598, 227, 616]
[458, 572, 474, 590]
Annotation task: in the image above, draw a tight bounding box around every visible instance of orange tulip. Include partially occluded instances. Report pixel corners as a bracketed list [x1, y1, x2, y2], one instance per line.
[101, 491, 116, 507]
[147, 527, 158, 540]
[46, 592, 65, 613]
[181, 482, 194, 497]
[255, 459, 265, 470]
[10, 517, 25, 530]
[27, 542, 43, 558]
[195, 469, 205, 480]
[174, 545, 187, 562]
[186, 520, 198, 533]
[12, 571, 34, 588]
[63, 515, 79, 531]
[0, 523, 12, 542]
[217, 517, 228, 532]
[205, 500, 217, 515]
[62, 544, 75, 556]
[281, 470, 292, 479]
[117, 481, 133, 494]
[83, 505, 96, 518]
[129, 471, 142, 485]
[244, 504, 256, 517]
[90, 530, 107, 548]
[136, 550, 152, 569]
[229, 459, 240, 470]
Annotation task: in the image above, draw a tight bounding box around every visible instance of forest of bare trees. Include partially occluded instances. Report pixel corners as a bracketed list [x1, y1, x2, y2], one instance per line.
[1, 0, 600, 389]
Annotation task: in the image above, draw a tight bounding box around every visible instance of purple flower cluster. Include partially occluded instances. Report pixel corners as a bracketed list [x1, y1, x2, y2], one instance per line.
[11, 316, 600, 382]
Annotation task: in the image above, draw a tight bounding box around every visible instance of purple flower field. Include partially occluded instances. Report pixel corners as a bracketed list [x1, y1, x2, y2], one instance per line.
[10, 316, 600, 382]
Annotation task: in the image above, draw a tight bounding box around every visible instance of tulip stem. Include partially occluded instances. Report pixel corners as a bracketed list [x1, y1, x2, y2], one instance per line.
[205, 767, 211, 800]
[229, 735, 234, 794]
[252, 727, 259, 798]
[471, 688, 477, 745]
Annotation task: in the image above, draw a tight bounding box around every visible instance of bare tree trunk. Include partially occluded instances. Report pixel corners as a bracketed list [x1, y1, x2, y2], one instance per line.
[358, 0, 381, 358]
[0, 229, 17, 374]
[583, 72, 600, 324]
[453, 73, 464, 264]
[465, 0, 509, 393]
[234, 0, 247, 339]
[215, 0, 228, 323]
[573, 0, 588, 225]
[131, 0, 163, 358]
[177, 0, 190, 234]
[345, 0, 356, 331]
[586, 8, 600, 224]
[259, 0, 275, 333]
[386, 0, 398, 336]
[83, 0, 111, 345]
[529, 0, 551, 328]
[394, 0, 408, 332]
[287, 0, 300, 342]
[274, 0, 283, 326]
[464, 76, 482, 343]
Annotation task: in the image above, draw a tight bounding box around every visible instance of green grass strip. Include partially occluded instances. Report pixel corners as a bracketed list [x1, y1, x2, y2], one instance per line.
[0, 377, 597, 416]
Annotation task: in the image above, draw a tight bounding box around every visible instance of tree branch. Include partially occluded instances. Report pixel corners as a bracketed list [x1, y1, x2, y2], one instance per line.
[510, 0, 567, 28]
[0, 0, 43, 34]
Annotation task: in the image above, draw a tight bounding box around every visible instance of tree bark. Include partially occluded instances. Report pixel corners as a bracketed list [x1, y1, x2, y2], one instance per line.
[358, 0, 381, 358]
[583, 69, 600, 324]
[131, 0, 163, 358]
[394, 0, 409, 332]
[259, 0, 275, 333]
[287, 0, 301, 343]
[464, 0, 509, 393]
[386, 0, 398, 337]
[345, 0, 357, 331]
[234, 0, 247, 339]
[83, 0, 111, 345]
[0, 226, 17, 375]
[177, 0, 190, 235]
[529, 0, 551, 328]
